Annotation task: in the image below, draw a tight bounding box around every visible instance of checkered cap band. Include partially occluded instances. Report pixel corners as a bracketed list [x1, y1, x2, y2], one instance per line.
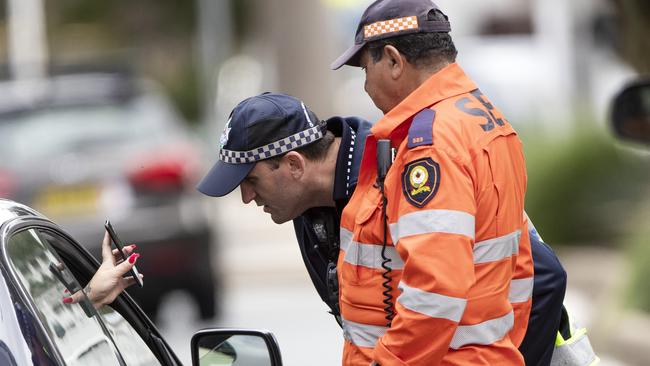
[364, 16, 419, 40]
[219, 125, 324, 164]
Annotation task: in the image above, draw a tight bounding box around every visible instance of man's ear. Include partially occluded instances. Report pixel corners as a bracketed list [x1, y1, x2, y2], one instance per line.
[284, 151, 305, 179]
[383, 45, 404, 80]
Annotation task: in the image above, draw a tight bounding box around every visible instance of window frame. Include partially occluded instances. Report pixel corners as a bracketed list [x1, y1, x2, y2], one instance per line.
[0, 216, 180, 365]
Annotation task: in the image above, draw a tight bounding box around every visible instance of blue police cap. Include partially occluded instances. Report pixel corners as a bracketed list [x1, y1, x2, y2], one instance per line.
[197, 92, 324, 197]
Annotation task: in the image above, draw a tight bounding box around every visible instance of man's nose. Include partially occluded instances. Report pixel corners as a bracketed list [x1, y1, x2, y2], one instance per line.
[240, 182, 256, 204]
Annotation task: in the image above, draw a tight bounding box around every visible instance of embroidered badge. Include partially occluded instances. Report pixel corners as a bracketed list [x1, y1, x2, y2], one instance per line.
[401, 158, 440, 208]
[219, 117, 232, 149]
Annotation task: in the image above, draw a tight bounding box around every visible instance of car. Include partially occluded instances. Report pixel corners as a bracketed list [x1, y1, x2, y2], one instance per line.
[0, 198, 282, 365]
[0, 72, 218, 321]
[611, 78, 650, 145]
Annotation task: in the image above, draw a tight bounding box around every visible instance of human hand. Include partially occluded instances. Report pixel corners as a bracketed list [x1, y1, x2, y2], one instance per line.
[63, 231, 143, 309]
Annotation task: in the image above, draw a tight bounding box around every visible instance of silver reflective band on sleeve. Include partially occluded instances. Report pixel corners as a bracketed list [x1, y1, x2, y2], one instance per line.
[340, 228, 353, 252]
[389, 209, 475, 245]
[449, 311, 514, 349]
[344, 241, 404, 270]
[509, 277, 534, 303]
[342, 318, 387, 348]
[551, 330, 599, 366]
[397, 282, 466, 322]
[473, 230, 520, 264]
[340, 228, 404, 270]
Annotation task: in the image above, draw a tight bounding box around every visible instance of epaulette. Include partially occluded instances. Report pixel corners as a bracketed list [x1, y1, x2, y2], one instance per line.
[407, 108, 436, 148]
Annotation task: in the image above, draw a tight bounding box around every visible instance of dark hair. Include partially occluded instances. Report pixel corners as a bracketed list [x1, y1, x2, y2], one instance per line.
[265, 129, 335, 169]
[366, 10, 457, 68]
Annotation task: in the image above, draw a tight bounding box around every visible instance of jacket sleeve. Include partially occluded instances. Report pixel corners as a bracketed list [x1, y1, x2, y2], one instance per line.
[518, 218, 567, 364]
[373, 145, 476, 365]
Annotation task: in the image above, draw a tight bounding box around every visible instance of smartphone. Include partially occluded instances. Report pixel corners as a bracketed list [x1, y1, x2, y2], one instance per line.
[104, 219, 144, 288]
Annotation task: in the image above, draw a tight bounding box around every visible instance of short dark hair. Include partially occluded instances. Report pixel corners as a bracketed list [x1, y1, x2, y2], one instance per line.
[265, 129, 335, 169]
[366, 9, 457, 68]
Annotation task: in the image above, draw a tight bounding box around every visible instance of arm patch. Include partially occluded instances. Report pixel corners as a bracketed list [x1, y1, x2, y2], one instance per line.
[402, 158, 441, 208]
[407, 108, 435, 148]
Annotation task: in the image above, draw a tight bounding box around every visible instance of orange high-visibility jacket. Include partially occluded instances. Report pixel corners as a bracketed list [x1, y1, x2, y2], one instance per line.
[339, 63, 533, 366]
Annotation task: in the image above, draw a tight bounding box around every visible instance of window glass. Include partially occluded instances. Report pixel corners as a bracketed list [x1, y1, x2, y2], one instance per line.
[37, 229, 161, 366]
[98, 306, 161, 366]
[6, 228, 121, 365]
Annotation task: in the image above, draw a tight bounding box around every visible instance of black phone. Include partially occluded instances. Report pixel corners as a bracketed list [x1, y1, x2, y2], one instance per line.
[104, 220, 144, 288]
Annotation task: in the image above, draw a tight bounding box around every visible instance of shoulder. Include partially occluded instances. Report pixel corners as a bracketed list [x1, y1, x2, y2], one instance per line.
[404, 106, 472, 164]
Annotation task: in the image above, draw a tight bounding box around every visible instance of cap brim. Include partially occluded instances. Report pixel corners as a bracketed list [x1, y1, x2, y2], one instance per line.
[196, 159, 255, 197]
[330, 42, 365, 70]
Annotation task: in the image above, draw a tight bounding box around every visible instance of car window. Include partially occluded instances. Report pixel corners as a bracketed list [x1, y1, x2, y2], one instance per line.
[6, 228, 122, 365]
[35, 229, 161, 366]
[98, 306, 161, 366]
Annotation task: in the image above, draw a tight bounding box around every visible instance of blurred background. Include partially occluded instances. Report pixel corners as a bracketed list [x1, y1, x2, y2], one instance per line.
[0, 0, 649, 364]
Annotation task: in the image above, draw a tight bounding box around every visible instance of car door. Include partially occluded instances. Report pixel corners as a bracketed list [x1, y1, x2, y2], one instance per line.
[1, 216, 180, 365]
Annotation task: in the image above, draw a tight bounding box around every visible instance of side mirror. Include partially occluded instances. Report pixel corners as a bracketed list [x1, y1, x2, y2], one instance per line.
[611, 78, 650, 145]
[191, 329, 283, 366]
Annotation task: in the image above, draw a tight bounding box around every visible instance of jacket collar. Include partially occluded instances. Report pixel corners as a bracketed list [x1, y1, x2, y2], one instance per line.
[327, 116, 372, 203]
[370, 62, 478, 139]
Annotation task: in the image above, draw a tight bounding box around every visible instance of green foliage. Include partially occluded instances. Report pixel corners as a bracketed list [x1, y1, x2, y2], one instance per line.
[165, 64, 201, 124]
[522, 126, 650, 246]
[624, 198, 650, 312]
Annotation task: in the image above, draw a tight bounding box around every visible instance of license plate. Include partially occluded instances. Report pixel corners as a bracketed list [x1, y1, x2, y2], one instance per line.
[34, 185, 100, 219]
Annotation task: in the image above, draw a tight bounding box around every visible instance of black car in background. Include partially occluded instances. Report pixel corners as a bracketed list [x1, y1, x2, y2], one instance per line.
[0, 72, 217, 321]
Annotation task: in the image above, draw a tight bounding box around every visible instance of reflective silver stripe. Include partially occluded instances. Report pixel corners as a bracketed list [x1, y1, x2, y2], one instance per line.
[509, 277, 534, 303]
[449, 311, 514, 349]
[389, 209, 475, 245]
[340, 228, 404, 270]
[341, 318, 387, 348]
[344, 241, 404, 270]
[340, 228, 353, 252]
[397, 282, 466, 322]
[473, 230, 520, 264]
[551, 331, 599, 366]
[343, 312, 515, 350]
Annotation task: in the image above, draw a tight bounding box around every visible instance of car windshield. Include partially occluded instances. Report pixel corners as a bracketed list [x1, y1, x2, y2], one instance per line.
[0, 95, 174, 163]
